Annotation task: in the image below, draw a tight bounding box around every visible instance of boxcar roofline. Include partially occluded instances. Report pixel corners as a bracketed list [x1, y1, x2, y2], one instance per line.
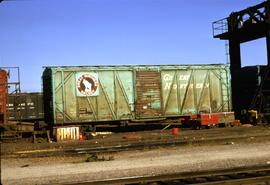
[43, 64, 227, 70]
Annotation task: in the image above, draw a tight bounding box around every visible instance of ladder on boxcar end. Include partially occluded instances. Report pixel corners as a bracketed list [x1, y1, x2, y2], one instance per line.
[220, 69, 231, 112]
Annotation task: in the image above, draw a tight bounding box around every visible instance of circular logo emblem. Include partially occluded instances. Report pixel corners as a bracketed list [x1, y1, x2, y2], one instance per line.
[77, 74, 99, 96]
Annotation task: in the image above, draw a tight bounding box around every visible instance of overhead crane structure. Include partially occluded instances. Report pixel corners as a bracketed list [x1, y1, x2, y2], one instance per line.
[213, 0, 270, 120]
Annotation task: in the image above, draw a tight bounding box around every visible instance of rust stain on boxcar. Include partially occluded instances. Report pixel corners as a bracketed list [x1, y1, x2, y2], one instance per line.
[0, 69, 8, 125]
[136, 71, 163, 118]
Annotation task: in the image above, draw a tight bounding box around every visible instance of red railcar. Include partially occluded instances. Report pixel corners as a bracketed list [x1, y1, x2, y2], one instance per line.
[0, 69, 8, 125]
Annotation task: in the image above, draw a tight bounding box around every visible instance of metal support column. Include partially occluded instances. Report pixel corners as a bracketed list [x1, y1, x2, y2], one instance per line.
[267, 32, 270, 66]
[229, 39, 242, 119]
[267, 2, 270, 67]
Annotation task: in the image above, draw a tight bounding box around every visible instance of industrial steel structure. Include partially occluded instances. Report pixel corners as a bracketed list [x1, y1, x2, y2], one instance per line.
[213, 0, 270, 120]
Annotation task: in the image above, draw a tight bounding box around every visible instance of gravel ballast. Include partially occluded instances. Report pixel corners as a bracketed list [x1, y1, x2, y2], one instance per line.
[2, 140, 270, 185]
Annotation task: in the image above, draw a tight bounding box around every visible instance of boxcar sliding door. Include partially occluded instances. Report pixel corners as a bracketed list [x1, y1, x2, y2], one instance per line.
[135, 70, 163, 118]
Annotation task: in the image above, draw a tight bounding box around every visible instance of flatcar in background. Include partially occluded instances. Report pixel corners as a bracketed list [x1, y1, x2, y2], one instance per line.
[43, 64, 235, 133]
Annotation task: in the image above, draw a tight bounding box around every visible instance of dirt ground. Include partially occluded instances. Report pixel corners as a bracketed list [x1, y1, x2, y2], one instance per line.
[2, 125, 270, 155]
[1, 126, 270, 185]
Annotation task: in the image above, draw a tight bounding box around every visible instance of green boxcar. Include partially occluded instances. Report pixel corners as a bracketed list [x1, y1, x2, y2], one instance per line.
[42, 64, 231, 125]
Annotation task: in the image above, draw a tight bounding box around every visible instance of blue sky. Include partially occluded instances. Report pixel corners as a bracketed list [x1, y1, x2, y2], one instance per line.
[0, 0, 267, 92]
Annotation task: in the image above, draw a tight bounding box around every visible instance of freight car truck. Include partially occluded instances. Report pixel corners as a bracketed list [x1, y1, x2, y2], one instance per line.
[43, 65, 234, 140]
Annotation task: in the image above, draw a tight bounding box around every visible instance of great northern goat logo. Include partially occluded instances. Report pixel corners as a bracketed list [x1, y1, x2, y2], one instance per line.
[77, 74, 99, 96]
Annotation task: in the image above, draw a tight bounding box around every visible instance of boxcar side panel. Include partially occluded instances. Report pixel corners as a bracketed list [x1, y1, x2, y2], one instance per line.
[161, 66, 231, 116]
[51, 68, 135, 124]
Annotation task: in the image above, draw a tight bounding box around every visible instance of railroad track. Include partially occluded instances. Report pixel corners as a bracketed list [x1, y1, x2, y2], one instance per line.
[6, 133, 270, 159]
[62, 165, 270, 185]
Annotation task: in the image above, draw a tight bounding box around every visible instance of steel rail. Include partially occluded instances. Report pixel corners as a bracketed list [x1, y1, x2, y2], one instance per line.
[61, 165, 270, 185]
[6, 133, 270, 158]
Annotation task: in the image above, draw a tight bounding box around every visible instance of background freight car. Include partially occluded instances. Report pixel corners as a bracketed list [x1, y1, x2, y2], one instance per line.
[238, 66, 268, 111]
[238, 65, 270, 124]
[43, 64, 233, 127]
[7, 93, 44, 122]
[0, 69, 8, 125]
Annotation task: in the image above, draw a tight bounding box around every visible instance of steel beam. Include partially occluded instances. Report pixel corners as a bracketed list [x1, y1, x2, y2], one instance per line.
[267, 31, 270, 66]
[228, 39, 242, 119]
[266, 1, 270, 67]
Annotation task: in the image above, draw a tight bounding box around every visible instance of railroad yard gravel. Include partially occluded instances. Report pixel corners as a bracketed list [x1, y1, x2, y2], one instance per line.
[1, 126, 270, 185]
